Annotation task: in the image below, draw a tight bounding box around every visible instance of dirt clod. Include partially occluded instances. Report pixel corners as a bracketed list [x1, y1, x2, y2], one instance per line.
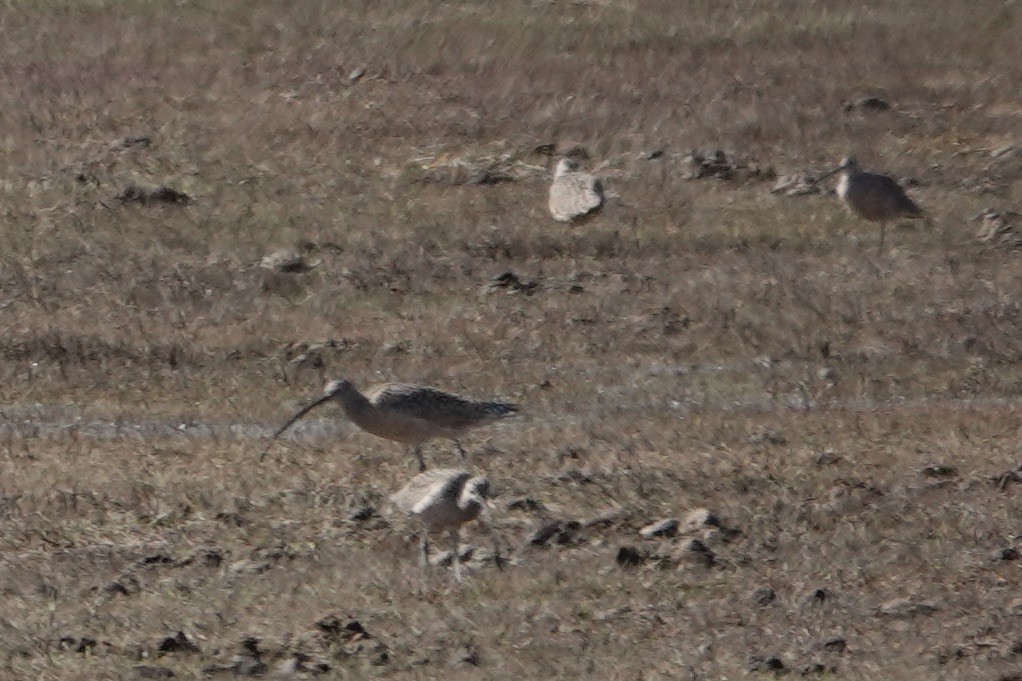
[261, 249, 314, 273]
[806, 588, 830, 604]
[751, 587, 777, 607]
[116, 183, 191, 204]
[506, 496, 544, 512]
[843, 96, 891, 112]
[158, 631, 200, 655]
[749, 655, 786, 672]
[878, 598, 939, 618]
[486, 271, 538, 295]
[823, 638, 847, 653]
[639, 517, 679, 539]
[528, 520, 580, 546]
[616, 545, 648, 568]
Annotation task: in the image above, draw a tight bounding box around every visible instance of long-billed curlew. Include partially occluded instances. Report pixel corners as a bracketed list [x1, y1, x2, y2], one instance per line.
[817, 156, 924, 252]
[548, 157, 604, 223]
[390, 468, 499, 582]
[261, 379, 518, 470]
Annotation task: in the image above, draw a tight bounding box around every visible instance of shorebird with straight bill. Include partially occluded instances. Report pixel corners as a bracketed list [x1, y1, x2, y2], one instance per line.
[390, 468, 500, 582]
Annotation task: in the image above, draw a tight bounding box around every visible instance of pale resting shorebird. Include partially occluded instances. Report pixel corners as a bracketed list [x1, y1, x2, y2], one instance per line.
[261, 379, 518, 470]
[817, 156, 924, 252]
[390, 468, 501, 582]
[548, 157, 604, 223]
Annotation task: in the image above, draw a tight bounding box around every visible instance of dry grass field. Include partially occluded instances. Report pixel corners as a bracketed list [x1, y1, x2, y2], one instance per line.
[3, 0, 1022, 678]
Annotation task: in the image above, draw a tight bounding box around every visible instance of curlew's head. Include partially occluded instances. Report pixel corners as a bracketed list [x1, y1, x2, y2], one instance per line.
[260, 379, 355, 461]
[837, 156, 858, 171]
[323, 378, 355, 398]
[554, 157, 580, 179]
[817, 155, 859, 181]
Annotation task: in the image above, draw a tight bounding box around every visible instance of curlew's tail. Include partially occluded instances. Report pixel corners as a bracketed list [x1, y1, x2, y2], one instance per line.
[485, 401, 519, 419]
[900, 194, 924, 220]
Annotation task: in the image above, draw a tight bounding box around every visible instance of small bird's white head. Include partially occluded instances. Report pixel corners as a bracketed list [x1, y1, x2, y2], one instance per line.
[465, 476, 490, 500]
[462, 475, 491, 519]
[554, 157, 579, 178]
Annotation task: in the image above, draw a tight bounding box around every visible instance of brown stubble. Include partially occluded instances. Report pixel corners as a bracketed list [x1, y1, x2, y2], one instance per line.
[3, 0, 1022, 678]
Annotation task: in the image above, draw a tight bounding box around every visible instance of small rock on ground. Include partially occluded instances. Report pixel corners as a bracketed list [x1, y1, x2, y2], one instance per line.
[822, 637, 847, 653]
[806, 588, 830, 604]
[991, 143, 1016, 158]
[975, 209, 1022, 249]
[157, 631, 199, 654]
[843, 96, 891, 112]
[528, 520, 580, 546]
[616, 545, 647, 568]
[506, 496, 544, 512]
[878, 597, 939, 618]
[116, 183, 191, 204]
[771, 173, 822, 196]
[749, 655, 786, 672]
[800, 662, 838, 675]
[751, 586, 776, 607]
[639, 517, 679, 539]
[486, 271, 537, 295]
[229, 559, 270, 574]
[260, 249, 314, 273]
[347, 506, 376, 522]
[920, 464, 958, 478]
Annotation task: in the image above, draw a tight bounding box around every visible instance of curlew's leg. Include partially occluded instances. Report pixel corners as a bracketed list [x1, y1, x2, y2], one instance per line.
[878, 223, 886, 255]
[419, 532, 430, 571]
[450, 529, 463, 583]
[411, 445, 426, 472]
[487, 522, 504, 571]
[454, 440, 467, 460]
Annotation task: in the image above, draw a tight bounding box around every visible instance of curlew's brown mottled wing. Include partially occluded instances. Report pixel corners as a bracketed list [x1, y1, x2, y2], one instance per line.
[366, 383, 516, 431]
[845, 172, 924, 223]
[878, 175, 924, 218]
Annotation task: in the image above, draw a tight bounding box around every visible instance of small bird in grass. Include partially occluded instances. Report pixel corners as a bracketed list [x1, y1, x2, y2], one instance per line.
[817, 156, 925, 253]
[548, 157, 604, 223]
[390, 468, 500, 582]
[261, 379, 519, 470]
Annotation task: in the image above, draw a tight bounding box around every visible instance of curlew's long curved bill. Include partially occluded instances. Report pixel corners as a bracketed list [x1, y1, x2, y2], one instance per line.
[259, 394, 332, 461]
[814, 166, 842, 182]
